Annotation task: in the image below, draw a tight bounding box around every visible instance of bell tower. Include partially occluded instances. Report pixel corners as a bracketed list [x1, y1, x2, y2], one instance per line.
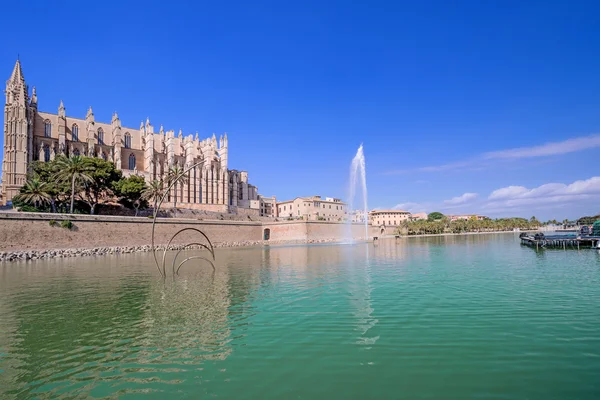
[2, 59, 34, 204]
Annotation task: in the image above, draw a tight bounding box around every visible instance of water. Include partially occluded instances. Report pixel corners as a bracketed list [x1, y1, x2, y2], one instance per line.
[1, 233, 600, 399]
[348, 144, 369, 240]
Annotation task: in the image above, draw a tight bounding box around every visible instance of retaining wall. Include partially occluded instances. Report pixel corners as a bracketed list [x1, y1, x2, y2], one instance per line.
[0, 213, 378, 252]
[0, 213, 261, 252]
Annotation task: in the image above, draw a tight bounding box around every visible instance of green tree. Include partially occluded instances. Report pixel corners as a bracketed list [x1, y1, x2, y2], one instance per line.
[577, 215, 600, 225]
[530, 216, 539, 225]
[142, 179, 164, 211]
[13, 178, 52, 210]
[79, 158, 123, 214]
[30, 160, 70, 212]
[166, 165, 189, 215]
[428, 212, 444, 221]
[114, 175, 148, 216]
[52, 156, 95, 214]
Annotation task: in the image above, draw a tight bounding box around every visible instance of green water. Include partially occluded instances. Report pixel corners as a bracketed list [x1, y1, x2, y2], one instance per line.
[1, 233, 600, 399]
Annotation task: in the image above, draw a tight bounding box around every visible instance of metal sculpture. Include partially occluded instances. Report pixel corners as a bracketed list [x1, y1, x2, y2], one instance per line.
[151, 161, 216, 278]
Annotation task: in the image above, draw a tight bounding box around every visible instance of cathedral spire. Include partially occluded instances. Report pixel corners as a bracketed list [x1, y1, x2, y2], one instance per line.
[58, 100, 65, 117]
[8, 59, 25, 86]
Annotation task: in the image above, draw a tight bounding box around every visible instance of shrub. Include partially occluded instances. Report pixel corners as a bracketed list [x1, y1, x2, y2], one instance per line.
[49, 219, 58, 227]
[147, 215, 154, 219]
[60, 219, 73, 230]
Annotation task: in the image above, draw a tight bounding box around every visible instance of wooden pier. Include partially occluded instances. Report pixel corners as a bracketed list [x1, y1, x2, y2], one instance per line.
[520, 232, 600, 250]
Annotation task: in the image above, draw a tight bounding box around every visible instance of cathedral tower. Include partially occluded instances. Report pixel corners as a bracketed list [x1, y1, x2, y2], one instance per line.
[2, 59, 34, 203]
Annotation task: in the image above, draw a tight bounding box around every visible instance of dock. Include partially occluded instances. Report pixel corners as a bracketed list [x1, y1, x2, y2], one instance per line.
[519, 232, 600, 250]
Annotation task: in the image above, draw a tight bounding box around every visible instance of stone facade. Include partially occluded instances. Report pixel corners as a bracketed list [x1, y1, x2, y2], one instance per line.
[369, 209, 411, 227]
[258, 195, 277, 218]
[410, 212, 427, 221]
[276, 195, 347, 221]
[1, 60, 259, 212]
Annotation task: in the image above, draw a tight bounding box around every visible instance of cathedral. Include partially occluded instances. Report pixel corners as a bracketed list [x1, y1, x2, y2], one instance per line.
[1, 60, 260, 213]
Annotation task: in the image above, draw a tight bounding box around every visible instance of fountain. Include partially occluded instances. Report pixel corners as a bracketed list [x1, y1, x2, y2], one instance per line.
[348, 144, 369, 241]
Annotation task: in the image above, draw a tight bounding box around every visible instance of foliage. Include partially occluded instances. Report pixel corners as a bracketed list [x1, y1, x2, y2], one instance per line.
[52, 156, 96, 214]
[113, 175, 148, 216]
[19, 156, 124, 215]
[399, 217, 540, 236]
[60, 219, 73, 230]
[427, 212, 445, 221]
[13, 177, 52, 210]
[142, 179, 164, 211]
[30, 160, 66, 212]
[577, 215, 600, 225]
[166, 165, 189, 213]
[77, 158, 123, 214]
[49, 219, 57, 227]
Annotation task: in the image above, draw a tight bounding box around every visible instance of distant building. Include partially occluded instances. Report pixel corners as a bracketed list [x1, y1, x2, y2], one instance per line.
[350, 210, 368, 223]
[447, 214, 487, 221]
[369, 209, 412, 226]
[276, 196, 347, 221]
[258, 195, 277, 218]
[410, 212, 427, 221]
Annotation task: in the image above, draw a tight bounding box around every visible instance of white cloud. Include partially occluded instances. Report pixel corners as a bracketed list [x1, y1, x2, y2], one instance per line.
[385, 134, 600, 175]
[443, 192, 478, 205]
[488, 177, 600, 204]
[389, 177, 600, 220]
[393, 202, 428, 213]
[483, 135, 600, 160]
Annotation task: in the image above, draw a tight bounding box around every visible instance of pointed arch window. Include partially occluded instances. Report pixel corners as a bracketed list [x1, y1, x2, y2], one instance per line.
[128, 153, 136, 170]
[98, 128, 104, 145]
[44, 120, 52, 137]
[44, 145, 50, 162]
[72, 124, 79, 141]
[124, 132, 132, 149]
[73, 148, 80, 156]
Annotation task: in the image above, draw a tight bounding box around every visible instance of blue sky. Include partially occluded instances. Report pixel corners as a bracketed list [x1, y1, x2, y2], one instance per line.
[2, 0, 600, 220]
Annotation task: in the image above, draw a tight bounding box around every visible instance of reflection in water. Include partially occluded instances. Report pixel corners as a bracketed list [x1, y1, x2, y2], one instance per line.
[1, 235, 600, 399]
[353, 246, 379, 347]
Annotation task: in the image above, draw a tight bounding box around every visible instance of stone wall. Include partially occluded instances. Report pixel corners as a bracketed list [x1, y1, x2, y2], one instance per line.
[262, 221, 375, 242]
[0, 213, 261, 252]
[0, 213, 377, 252]
[263, 221, 309, 241]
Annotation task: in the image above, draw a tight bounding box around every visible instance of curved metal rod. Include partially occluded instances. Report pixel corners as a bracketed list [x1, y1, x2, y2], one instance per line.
[161, 227, 215, 277]
[176, 256, 216, 275]
[151, 160, 208, 277]
[171, 242, 216, 276]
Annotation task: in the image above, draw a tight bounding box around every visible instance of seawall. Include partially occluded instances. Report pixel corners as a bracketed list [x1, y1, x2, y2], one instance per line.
[0, 213, 375, 253]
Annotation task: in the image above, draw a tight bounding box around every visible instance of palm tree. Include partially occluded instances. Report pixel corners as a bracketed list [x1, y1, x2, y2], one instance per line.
[142, 179, 164, 212]
[14, 178, 52, 209]
[53, 156, 94, 214]
[166, 165, 189, 215]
